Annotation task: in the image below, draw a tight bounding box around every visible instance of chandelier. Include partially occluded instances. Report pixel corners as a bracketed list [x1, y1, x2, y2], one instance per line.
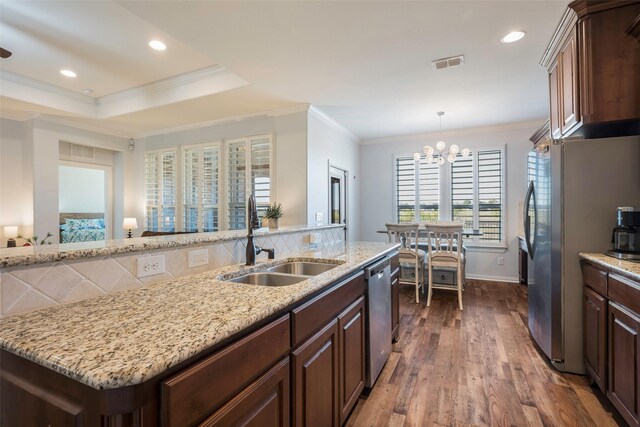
[413, 111, 469, 166]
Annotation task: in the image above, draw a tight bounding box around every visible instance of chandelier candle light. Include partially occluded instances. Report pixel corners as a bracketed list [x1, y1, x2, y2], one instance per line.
[414, 112, 470, 166]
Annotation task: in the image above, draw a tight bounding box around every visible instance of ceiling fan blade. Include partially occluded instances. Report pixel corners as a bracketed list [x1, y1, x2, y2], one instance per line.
[0, 47, 13, 59]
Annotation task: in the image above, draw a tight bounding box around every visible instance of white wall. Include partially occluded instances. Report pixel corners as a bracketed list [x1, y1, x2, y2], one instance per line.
[0, 118, 135, 243]
[307, 108, 360, 242]
[59, 165, 106, 213]
[0, 118, 33, 245]
[142, 111, 308, 227]
[359, 121, 541, 282]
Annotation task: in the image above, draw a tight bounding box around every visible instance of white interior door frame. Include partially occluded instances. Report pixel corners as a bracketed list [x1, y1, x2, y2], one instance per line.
[58, 160, 113, 239]
[328, 161, 348, 240]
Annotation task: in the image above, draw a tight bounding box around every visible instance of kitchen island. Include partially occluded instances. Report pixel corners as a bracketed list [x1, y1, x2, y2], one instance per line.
[0, 241, 399, 426]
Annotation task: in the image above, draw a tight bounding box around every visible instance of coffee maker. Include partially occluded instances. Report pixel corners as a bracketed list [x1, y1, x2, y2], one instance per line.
[607, 207, 640, 261]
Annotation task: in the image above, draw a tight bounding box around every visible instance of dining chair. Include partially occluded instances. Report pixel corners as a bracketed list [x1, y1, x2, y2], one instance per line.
[424, 222, 465, 310]
[385, 223, 425, 303]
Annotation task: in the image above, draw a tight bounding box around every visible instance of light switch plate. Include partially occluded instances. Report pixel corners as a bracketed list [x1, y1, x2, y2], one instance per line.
[188, 249, 209, 268]
[315, 212, 323, 221]
[137, 255, 166, 278]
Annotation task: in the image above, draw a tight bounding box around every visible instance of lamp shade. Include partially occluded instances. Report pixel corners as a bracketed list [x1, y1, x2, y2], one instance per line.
[122, 218, 138, 230]
[4, 226, 18, 239]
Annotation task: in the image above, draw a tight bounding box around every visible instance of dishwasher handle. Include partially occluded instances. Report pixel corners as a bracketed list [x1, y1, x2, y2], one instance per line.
[365, 257, 390, 279]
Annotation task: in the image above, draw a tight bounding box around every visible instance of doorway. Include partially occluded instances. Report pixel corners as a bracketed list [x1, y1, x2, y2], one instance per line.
[328, 163, 348, 241]
[58, 162, 112, 242]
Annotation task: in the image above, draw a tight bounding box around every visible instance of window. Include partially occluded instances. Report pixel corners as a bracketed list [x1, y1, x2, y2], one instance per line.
[144, 134, 273, 233]
[183, 143, 221, 232]
[451, 148, 505, 243]
[395, 156, 439, 223]
[394, 146, 505, 246]
[145, 149, 177, 232]
[227, 135, 272, 230]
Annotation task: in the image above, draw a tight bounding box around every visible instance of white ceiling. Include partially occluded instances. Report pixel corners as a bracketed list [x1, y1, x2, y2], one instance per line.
[0, 1, 568, 140]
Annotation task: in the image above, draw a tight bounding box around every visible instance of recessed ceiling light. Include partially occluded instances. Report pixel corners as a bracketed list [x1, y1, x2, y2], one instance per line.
[501, 31, 526, 43]
[60, 69, 77, 78]
[149, 40, 167, 51]
[82, 89, 93, 95]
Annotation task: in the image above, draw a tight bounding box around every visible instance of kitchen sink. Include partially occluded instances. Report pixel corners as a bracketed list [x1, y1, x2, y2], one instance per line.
[266, 262, 338, 276]
[227, 272, 308, 287]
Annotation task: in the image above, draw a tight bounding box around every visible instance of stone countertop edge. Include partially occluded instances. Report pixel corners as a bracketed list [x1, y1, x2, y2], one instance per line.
[0, 241, 400, 391]
[0, 224, 344, 268]
[579, 252, 640, 282]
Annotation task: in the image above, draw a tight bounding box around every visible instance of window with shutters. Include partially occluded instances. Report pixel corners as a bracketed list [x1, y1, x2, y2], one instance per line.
[145, 149, 177, 232]
[395, 146, 505, 246]
[395, 155, 439, 223]
[450, 148, 505, 244]
[183, 142, 221, 232]
[226, 135, 272, 230]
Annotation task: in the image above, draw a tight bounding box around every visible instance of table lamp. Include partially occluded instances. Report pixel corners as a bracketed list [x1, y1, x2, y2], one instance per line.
[123, 218, 138, 238]
[4, 226, 18, 247]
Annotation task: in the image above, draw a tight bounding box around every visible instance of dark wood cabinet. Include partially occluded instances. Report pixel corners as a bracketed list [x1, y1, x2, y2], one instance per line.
[584, 286, 607, 391]
[390, 252, 400, 341]
[518, 237, 529, 285]
[581, 259, 640, 426]
[201, 357, 290, 427]
[543, 1, 640, 138]
[608, 302, 640, 426]
[338, 297, 365, 424]
[292, 319, 340, 427]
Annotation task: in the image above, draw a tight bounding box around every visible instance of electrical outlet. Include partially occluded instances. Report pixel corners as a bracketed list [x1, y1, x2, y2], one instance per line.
[188, 249, 209, 268]
[137, 255, 166, 278]
[497, 257, 504, 265]
[315, 212, 324, 221]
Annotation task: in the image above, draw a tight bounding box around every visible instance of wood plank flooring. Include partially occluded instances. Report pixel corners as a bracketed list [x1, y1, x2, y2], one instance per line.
[346, 280, 624, 427]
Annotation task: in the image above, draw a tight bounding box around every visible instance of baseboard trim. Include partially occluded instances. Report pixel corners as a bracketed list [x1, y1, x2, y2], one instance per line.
[466, 274, 520, 284]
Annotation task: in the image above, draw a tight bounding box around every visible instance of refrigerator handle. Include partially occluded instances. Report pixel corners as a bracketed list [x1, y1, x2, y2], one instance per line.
[523, 180, 535, 259]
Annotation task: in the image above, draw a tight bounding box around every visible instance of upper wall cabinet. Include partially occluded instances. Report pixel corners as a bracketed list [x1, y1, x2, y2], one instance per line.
[541, 1, 640, 138]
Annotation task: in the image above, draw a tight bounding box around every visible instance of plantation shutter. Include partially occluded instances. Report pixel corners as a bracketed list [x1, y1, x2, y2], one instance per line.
[227, 140, 247, 230]
[419, 157, 439, 221]
[395, 157, 416, 223]
[451, 152, 474, 229]
[145, 150, 176, 232]
[183, 144, 220, 232]
[161, 151, 177, 232]
[202, 145, 220, 232]
[478, 149, 502, 242]
[250, 137, 271, 219]
[145, 152, 159, 231]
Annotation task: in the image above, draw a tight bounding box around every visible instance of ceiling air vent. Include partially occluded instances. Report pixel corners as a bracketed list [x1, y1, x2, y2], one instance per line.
[431, 55, 465, 71]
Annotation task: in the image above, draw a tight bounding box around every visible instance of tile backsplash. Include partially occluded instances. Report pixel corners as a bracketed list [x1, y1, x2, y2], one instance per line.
[0, 228, 345, 318]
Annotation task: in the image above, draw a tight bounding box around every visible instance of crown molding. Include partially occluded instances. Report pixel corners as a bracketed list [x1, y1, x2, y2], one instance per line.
[360, 119, 545, 146]
[133, 103, 310, 139]
[0, 70, 96, 104]
[308, 105, 359, 143]
[0, 110, 38, 122]
[32, 115, 132, 140]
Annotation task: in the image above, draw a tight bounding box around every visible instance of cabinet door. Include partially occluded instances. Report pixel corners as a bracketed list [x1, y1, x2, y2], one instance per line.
[292, 319, 339, 427]
[549, 60, 562, 139]
[584, 287, 606, 391]
[338, 297, 365, 424]
[391, 275, 400, 341]
[608, 302, 640, 426]
[560, 31, 580, 134]
[200, 357, 290, 427]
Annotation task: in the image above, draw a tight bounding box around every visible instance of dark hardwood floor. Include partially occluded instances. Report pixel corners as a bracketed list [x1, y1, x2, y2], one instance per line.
[346, 280, 622, 426]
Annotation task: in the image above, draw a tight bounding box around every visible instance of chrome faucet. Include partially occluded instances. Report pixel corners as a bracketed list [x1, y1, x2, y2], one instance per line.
[246, 194, 275, 265]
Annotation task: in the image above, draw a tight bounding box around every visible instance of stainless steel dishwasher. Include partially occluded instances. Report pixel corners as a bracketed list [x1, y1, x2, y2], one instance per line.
[365, 255, 392, 388]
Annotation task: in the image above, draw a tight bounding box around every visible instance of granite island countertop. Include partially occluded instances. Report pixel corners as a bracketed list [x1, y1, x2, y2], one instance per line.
[0, 241, 399, 390]
[579, 252, 640, 282]
[0, 224, 343, 268]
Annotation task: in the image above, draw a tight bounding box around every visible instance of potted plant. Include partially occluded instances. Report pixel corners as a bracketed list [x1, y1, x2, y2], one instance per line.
[264, 203, 283, 230]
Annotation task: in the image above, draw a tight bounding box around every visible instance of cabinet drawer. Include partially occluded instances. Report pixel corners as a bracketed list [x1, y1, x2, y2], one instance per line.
[162, 315, 290, 427]
[390, 252, 400, 275]
[608, 274, 640, 316]
[434, 269, 456, 285]
[582, 262, 607, 295]
[292, 272, 365, 347]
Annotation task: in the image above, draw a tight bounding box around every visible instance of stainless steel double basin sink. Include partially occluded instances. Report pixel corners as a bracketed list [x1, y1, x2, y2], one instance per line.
[226, 261, 340, 287]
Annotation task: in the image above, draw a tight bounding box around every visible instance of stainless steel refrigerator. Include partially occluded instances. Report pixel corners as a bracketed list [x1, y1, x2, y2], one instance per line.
[523, 135, 640, 373]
